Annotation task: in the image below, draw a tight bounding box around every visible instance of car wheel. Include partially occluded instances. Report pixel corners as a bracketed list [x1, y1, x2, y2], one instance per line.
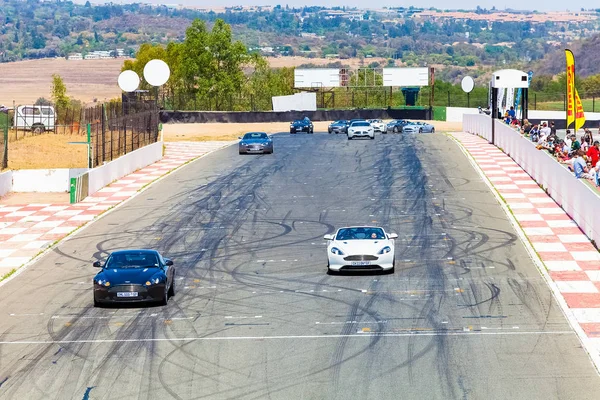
[348, 136, 352, 140]
[431, 128, 435, 133]
[160, 285, 169, 306]
[419, 128, 423, 133]
[32, 124, 44, 134]
[370, 135, 375, 140]
[393, 126, 398, 133]
[168, 278, 175, 298]
[93, 298, 100, 308]
[239, 151, 244, 155]
[328, 129, 332, 134]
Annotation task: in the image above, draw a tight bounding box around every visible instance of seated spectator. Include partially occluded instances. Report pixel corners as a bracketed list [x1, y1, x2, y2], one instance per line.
[587, 141, 600, 167]
[522, 120, 532, 135]
[529, 124, 540, 142]
[572, 150, 594, 179]
[571, 135, 582, 154]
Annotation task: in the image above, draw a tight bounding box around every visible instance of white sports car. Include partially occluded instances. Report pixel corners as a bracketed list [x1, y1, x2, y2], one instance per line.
[368, 119, 386, 132]
[324, 226, 397, 273]
[347, 121, 375, 140]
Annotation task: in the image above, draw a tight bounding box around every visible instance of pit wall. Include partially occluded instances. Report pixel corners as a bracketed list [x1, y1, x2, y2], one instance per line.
[10, 169, 89, 193]
[463, 114, 600, 246]
[87, 140, 163, 195]
[160, 108, 432, 124]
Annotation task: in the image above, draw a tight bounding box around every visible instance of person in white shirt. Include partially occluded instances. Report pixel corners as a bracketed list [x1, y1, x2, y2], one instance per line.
[539, 122, 551, 139]
[565, 132, 573, 149]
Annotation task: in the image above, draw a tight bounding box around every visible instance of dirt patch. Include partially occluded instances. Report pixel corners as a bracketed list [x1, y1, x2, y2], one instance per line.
[0, 192, 70, 205]
[163, 120, 462, 141]
[8, 134, 88, 170]
[265, 56, 389, 69]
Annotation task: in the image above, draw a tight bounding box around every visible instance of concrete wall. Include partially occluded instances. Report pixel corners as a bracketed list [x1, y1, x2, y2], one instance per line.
[464, 113, 600, 247]
[0, 170, 12, 197]
[160, 108, 432, 124]
[88, 141, 163, 195]
[11, 168, 88, 192]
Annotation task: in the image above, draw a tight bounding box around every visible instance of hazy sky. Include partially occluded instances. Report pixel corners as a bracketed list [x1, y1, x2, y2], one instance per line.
[92, 0, 597, 12]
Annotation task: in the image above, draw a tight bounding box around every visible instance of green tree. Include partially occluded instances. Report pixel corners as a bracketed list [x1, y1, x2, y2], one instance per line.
[51, 74, 69, 110]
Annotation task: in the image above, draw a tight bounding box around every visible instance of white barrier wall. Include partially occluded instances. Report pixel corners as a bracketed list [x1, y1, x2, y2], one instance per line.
[0, 170, 12, 197]
[453, 108, 600, 123]
[446, 107, 480, 122]
[463, 114, 600, 246]
[88, 141, 163, 195]
[12, 168, 88, 192]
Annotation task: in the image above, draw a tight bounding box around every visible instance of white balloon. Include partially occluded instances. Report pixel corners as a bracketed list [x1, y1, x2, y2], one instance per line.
[117, 70, 140, 92]
[461, 76, 475, 93]
[143, 59, 170, 86]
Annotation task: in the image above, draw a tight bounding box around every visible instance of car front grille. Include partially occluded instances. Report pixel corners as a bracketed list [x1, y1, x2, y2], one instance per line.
[343, 255, 378, 261]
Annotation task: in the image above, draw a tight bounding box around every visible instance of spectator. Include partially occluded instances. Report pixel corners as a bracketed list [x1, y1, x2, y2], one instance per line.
[572, 150, 594, 179]
[571, 135, 582, 154]
[522, 119, 532, 135]
[583, 128, 593, 146]
[539, 122, 551, 139]
[508, 106, 516, 119]
[0, 105, 8, 113]
[529, 124, 540, 142]
[587, 141, 600, 167]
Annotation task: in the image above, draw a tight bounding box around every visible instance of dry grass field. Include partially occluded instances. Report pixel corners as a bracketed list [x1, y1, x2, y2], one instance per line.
[8, 134, 88, 170]
[0, 57, 390, 105]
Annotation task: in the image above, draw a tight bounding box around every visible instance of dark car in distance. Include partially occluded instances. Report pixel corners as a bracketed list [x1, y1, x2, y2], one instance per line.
[93, 249, 175, 307]
[290, 118, 314, 134]
[239, 132, 274, 154]
[328, 120, 349, 134]
[386, 119, 409, 133]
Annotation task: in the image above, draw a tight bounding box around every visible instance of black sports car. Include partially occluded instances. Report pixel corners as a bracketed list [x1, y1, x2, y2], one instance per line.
[93, 249, 175, 306]
[328, 120, 349, 134]
[239, 132, 274, 154]
[290, 118, 314, 134]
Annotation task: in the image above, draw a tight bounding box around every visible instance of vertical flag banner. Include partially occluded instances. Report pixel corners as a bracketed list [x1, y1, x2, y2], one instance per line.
[566, 49, 586, 131]
[505, 88, 514, 113]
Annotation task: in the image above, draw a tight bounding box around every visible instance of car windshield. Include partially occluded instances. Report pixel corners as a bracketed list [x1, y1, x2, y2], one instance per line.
[105, 252, 160, 269]
[244, 132, 268, 140]
[336, 227, 386, 240]
[352, 122, 371, 127]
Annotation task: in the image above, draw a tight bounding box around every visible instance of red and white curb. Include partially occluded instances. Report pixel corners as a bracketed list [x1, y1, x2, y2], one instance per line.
[451, 131, 600, 371]
[0, 141, 234, 281]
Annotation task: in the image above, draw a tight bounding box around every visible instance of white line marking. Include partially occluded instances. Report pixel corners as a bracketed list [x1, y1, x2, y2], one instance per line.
[0, 331, 575, 345]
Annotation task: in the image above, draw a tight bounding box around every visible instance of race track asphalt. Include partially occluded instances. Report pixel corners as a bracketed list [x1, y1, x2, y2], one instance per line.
[0, 131, 599, 400]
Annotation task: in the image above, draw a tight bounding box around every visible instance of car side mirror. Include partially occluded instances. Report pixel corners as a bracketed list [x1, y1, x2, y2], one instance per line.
[388, 233, 398, 239]
[93, 261, 102, 268]
[324, 234, 334, 240]
[165, 259, 173, 266]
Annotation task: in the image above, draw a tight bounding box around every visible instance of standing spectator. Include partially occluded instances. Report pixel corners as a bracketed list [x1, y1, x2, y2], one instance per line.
[508, 106, 516, 119]
[550, 121, 557, 136]
[587, 141, 600, 168]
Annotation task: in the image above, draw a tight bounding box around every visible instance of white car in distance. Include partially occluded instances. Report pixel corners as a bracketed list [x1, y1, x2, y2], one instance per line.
[368, 119, 386, 132]
[324, 226, 397, 274]
[347, 121, 374, 140]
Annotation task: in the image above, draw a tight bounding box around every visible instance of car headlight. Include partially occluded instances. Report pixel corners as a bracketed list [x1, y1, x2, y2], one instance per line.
[145, 277, 162, 286]
[331, 247, 345, 256]
[95, 279, 110, 287]
[378, 246, 392, 255]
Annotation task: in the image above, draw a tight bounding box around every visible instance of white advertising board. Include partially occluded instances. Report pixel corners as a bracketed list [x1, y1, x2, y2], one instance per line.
[294, 69, 340, 88]
[383, 67, 429, 87]
[272, 92, 317, 112]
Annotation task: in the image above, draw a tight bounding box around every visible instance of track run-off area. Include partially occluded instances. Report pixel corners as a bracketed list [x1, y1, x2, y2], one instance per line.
[0, 131, 599, 399]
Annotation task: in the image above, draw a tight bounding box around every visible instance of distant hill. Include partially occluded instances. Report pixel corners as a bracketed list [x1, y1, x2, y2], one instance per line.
[535, 34, 600, 77]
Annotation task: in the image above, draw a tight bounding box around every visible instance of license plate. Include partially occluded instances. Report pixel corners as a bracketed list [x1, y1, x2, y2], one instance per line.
[117, 292, 138, 298]
[351, 261, 371, 266]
